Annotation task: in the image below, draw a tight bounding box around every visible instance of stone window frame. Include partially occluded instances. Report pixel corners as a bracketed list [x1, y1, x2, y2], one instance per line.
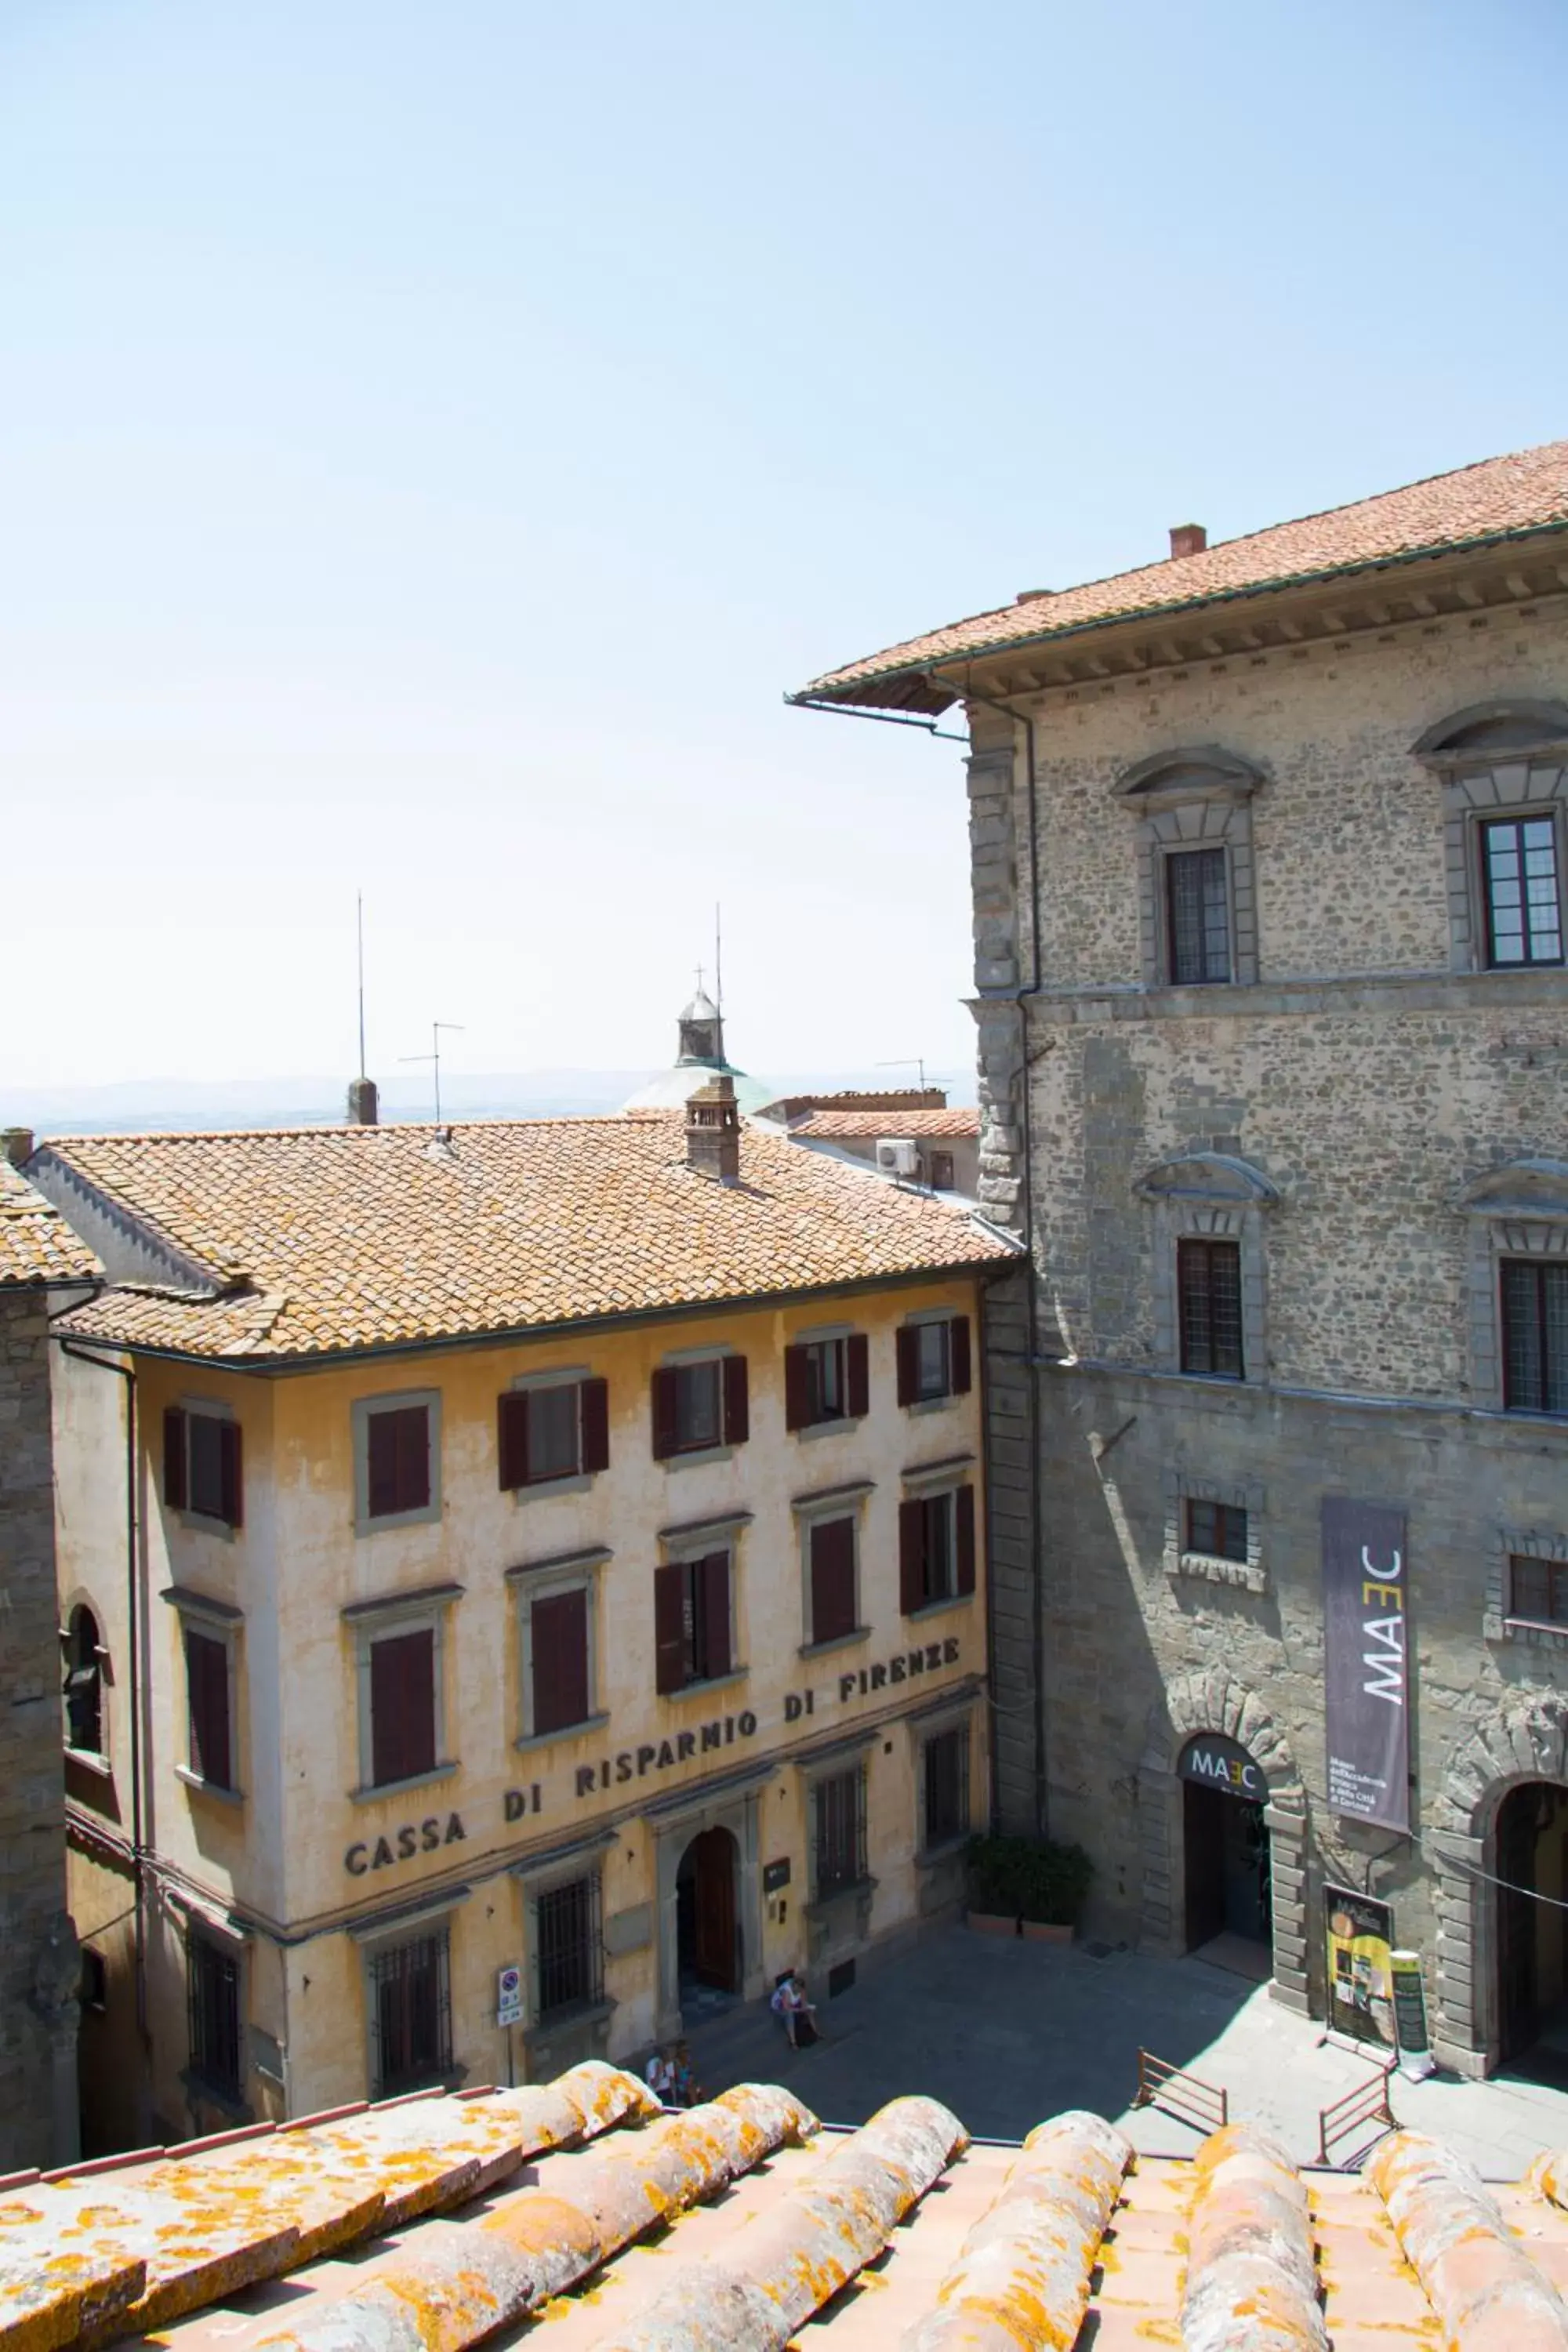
[1454, 1160, 1568, 1414]
[507, 1546, 612, 1749]
[1414, 700, 1568, 975]
[343, 1581, 464, 1799]
[60, 1593, 110, 1768]
[1162, 1468, 1268, 1594]
[791, 1479, 873, 1657]
[169, 1392, 242, 1540]
[162, 1584, 245, 1803]
[350, 1888, 470, 2100]
[1134, 1152, 1277, 1382]
[351, 1387, 443, 1535]
[511, 1828, 618, 2034]
[504, 1361, 597, 1501]
[1483, 1523, 1568, 1650]
[171, 1892, 252, 2120]
[908, 1691, 978, 1863]
[1116, 746, 1264, 991]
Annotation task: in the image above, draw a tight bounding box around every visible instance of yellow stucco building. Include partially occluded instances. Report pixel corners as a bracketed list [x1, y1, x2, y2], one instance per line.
[38, 1089, 1011, 2148]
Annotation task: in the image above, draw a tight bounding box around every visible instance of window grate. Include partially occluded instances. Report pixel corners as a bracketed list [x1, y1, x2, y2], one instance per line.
[1501, 1259, 1568, 1416]
[1178, 1239, 1244, 1378]
[924, 1726, 971, 1847]
[368, 1929, 452, 2097]
[187, 1933, 242, 2103]
[1483, 817, 1563, 969]
[535, 1872, 604, 2019]
[813, 1767, 867, 1896]
[1167, 848, 1231, 984]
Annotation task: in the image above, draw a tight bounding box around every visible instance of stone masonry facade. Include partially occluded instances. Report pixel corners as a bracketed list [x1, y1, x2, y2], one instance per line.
[967, 580, 1568, 2074]
[0, 1283, 78, 2169]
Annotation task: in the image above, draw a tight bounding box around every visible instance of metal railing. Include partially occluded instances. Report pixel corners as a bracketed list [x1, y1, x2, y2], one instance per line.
[1134, 2048, 1229, 2134]
[1317, 2058, 1397, 2167]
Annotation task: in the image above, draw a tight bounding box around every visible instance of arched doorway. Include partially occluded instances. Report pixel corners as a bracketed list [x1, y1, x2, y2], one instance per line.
[1497, 1781, 1568, 2073]
[1180, 1733, 1272, 1958]
[677, 1827, 739, 2009]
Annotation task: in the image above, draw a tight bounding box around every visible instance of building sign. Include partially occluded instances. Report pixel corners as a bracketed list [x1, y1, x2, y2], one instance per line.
[1324, 1884, 1394, 2044]
[574, 1711, 760, 1798]
[344, 1812, 466, 1875]
[1323, 1496, 1410, 1832]
[496, 1964, 523, 2027]
[763, 1857, 791, 1894]
[1179, 1733, 1265, 1800]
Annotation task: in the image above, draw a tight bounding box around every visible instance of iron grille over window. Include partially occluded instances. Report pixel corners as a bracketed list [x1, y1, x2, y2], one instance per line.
[1501, 1259, 1568, 1415]
[535, 1873, 604, 2018]
[1509, 1555, 1568, 1628]
[1166, 848, 1231, 984]
[924, 1726, 970, 1848]
[1185, 1498, 1249, 1563]
[1178, 1239, 1244, 1378]
[187, 1933, 242, 2103]
[369, 1929, 452, 2097]
[1482, 818, 1563, 968]
[813, 1767, 866, 1896]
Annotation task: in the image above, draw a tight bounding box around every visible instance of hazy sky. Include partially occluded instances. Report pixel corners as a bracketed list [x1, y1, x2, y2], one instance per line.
[3, 0, 1565, 1096]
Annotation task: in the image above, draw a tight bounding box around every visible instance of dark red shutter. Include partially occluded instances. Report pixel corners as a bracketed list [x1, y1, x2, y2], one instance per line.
[722, 1355, 749, 1446]
[219, 1421, 243, 1530]
[701, 1552, 732, 1677]
[532, 1588, 590, 1735]
[895, 1327, 919, 1407]
[950, 1316, 972, 1396]
[498, 1392, 530, 1490]
[371, 1628, 436, 1785]
[847, 1334, 869, 1420]
[164, 1407, 188, 1510]
[654, 1564, 686, 1693]
[783, 1345, 811, 1432]
[955, 1486, 976, 1596]
[899, 1498, 926, 1615]
[811, 1519, 857, 1645]
[652, 1368, 680, 1461]
[367, 1412, 399, 1518]
[580, 1377, 610, 1474]
[398, 1406, 430, 1512]
[186, 1629, 231, 1790]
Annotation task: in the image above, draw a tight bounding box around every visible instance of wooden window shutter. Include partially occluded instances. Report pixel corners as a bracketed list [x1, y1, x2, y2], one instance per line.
[783, 1345, 811, 1432]
[950, 1316, 972, 1396]
[955, 1486, 977, 1595]
[498, 1392, 530, 1490]
[397, 1406, 430, 1512]
[579, 1377, 610, 1475]
[847, 1334, 869, 1421]
[164, 1407, 188, 1510]
[810, 1519, 856, 1645]
[701, 1552, 732, 1678]
[722, 1355, 749, 1446]
[895, 1327, 919, 1407]
[652, 1368, 680, 1461]
[186, 1628, 232, 1790]
[219, 1421, 243, 1530]
[367, 1412, 400, 1518]
[898, 1497, 926, 1615]
[653, 1564, 686, 1694]
[371, 1627, 436, 1785]
[532, 1588, 590, 1735]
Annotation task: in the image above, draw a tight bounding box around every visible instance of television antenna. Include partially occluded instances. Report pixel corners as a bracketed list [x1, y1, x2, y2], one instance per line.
[355, 892, 368, 1081]
[876, 1056, 928, 1091]
[400, 1022, 465, 1125]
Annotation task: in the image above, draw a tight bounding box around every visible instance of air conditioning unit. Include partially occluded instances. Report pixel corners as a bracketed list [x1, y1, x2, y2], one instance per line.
[876, 1137, 921, 1178]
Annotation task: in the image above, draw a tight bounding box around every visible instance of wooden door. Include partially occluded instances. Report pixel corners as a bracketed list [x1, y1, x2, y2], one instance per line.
[691, 1828, 738, 1991]
[1184, 1782, 1228, 1951]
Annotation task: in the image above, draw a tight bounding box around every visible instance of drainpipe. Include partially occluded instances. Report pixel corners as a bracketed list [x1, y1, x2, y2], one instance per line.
[56, 1337, 148, 2107]
[928, 667, 1047, 1839]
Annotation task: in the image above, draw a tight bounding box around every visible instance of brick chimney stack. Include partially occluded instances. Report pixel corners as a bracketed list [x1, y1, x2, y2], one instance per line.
[1, 1128, 34, 1168]
[1169, 523, 1207, 560]
[686, 1074, 740, 1185]
[347, 1079, 379, 1126]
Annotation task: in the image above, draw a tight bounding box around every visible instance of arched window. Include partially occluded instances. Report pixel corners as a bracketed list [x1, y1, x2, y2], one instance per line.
[1116, 746, 1265, 989]
[64, 1605, 103, 1757]
[1414, 702, 1568, 974]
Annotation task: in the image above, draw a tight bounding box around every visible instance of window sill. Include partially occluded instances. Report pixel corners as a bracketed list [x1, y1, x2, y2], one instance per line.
[796, 1416, 865, 1443]
[510, 1472, 594, 1502]
[806, 1875, 878, 1918]
[375, 2063, 468, 2101]
[350, 1760, 459, 1804]
[527, 1995, 615, 2039]
[906, 1593, 975, 1623]
[354, 1504, 444, 1536]
[664, 1667, 750, 1701]
[906, 1396, 958, 1416]
[180, 2067, 251, 2122]
[1498, 1406, 1568, 1426]
[659, 1444, 735, 1472]
[916, 1834, 971, 1869]
[64, 1746, 112, 1778]
[1501, 1616, 1568, 1650]
[176, 1510, 239, 1542]
[515, 1712, 610, 1753]
[176, 1766, 245, 1807]
[1168, 1550, 1267, 1595]
[799, 1628, 870, 1661]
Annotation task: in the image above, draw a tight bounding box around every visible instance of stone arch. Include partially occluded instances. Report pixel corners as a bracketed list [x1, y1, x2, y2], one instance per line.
[1429, 1692, 1568, 2075]
[1413, 699, 1568, 767]
[1138, 1668, 1309, 2011]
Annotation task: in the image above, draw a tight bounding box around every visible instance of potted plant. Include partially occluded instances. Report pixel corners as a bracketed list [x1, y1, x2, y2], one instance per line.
[964, 1834, 1023, 1936]
[1017, 1839, 1094, 1943]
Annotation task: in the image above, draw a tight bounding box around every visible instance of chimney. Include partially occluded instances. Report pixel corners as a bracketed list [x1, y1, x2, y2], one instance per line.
[347, 1078, 379, 1126]
[1015, 588, 1053, 604]
[686, 1074, 741, 1186]
[1, 1127, 34, 1169]
[1169, 523, 1207, 561]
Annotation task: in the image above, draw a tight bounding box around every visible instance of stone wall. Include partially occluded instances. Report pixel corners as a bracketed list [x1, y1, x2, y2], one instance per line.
[0, 1286, 77, 2169]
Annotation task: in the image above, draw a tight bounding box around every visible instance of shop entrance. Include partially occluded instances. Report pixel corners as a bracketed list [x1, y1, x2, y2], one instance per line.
[1180, 1733, 1272, 1969]
[1497, 1780, 1568, 2075]
[677, 1826, 739, 2012]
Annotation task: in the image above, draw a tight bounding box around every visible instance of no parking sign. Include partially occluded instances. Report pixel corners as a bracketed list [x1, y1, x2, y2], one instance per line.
[497, 1964, 523, 2027]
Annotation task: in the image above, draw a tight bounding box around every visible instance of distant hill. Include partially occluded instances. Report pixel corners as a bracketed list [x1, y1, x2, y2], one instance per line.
[5, 1067, 978, 1138]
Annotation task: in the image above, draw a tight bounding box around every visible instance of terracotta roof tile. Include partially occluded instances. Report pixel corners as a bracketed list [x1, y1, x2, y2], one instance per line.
[794, 1109, 978, 1140]
[795, 438, 1568, 708]
[0, 1160, 99, 1289]
[40, 1116, 1012, 1363]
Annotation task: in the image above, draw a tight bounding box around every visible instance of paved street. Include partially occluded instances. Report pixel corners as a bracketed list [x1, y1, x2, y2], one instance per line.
[684, 1927, 1568, 2179]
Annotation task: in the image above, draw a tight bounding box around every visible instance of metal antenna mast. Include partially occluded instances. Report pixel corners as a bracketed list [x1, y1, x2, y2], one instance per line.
[877, 1056, 929, 1091]
[714, 902, 723, 1012]
[356, 892, 367, 1081]
[400, 1022, 465, 1125]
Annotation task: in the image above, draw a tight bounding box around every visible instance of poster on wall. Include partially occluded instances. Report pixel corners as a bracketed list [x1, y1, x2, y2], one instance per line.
[1390, 1950, 1436, 2080]
[1323, 1496, 1410, 1832]
[1324, 1884, 1395, 2046]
